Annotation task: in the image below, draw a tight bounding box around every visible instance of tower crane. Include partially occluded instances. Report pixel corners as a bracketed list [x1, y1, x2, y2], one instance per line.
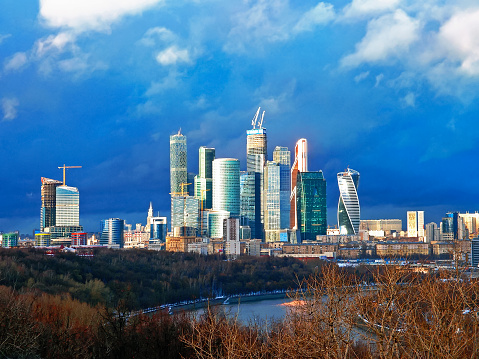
[58, 164, 82, 185]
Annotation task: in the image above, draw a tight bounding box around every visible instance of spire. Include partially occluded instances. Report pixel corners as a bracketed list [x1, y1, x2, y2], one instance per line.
[148, 202, 153, 217]
[178, 127, 182, 135]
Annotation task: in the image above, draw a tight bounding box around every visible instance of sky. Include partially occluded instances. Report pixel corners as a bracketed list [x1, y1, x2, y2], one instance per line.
[1, 0, 479, 235]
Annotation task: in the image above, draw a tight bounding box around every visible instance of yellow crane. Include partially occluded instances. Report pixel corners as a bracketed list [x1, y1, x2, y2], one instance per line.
[169, 182, 192, 196]
[58, 164, 82, 185]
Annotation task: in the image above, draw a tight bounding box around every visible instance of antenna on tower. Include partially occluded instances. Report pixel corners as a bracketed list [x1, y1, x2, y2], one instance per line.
[251, 107, 261, 129]
[258, 110, 265, 128]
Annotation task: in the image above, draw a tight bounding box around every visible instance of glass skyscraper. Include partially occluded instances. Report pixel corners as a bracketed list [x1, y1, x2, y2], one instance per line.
[194, 146, 215, 210]
[290, 139, 308, 230]
[100, 218, 125, 248]
[170, 130, 187, 195]
[55, 185, 80, 226]
[297, 171, 327, 240]
[212, 158, 240, 218]
[240, 171, 262, 239]
[264, 161, 281, 242]
[337, 168, 360, 235]
[273, 146, 291, 229]
[171, 195, 200, 235]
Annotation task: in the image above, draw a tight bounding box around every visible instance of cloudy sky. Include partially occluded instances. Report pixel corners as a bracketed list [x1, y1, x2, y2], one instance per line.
[1, 0, 479, 234]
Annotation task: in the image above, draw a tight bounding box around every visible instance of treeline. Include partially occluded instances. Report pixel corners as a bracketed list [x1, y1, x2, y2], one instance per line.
[0, 248, 318, 310]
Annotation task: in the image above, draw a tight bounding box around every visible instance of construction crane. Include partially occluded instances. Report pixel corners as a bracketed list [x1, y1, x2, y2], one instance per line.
[58, 164, 82, 185]
[169, 182, 191, 197]
[258, 110, 265, 128]
[251, 107, 261, 128]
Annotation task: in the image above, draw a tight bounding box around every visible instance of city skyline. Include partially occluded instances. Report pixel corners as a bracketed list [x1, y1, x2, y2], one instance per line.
[2, 1, 479, 234]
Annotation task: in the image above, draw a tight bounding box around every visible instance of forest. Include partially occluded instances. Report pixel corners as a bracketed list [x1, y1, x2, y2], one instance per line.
[0, 247, 319, 310]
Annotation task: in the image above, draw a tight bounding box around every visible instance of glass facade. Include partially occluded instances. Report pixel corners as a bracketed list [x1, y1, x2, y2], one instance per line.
[150, 217, 167, 242]
[195, 146, 215, 211]
[273, 146, 291, 229]
[170, 131, 187, 195]
[297, 171, 327, 240]
[171, 195, 199, 235]
[264, 162, 280, 242]
[100, 218, 125, 248]
[55, 185, 80, 226]
[337, 168, 360, 235]
[290, 139, 308, 229]
[35, 232, 51, 247]
[1, 232, 18, 248]
[207, 210, 230, 239]
[47, 225, 83, 239]
[240, 171, 262, 239]
[212, 158, 240, 218]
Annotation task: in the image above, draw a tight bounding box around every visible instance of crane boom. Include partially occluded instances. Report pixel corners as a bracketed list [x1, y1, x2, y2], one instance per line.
[251, 107, 261, 128]
[258, 110, 265, 128]
[58, 164, 82, 185]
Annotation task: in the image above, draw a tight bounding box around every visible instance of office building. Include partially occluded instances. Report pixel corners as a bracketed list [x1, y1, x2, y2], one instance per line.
[425, 222, 438, 243]
[459, 212, 479, 238]
[337, 168, 360, 235]
[195, 146, 215, 210]
[206, 210, 230, 239]
[55, 185, 80, 226]
[264, 161, 281, 242]
[40, 177, 62, 231]
[100, 218, 125, 248]
[290, 139, 308, 230]
[71, 232, 87, 246]
[360, 219, 402, 233]
[1, 232, 18, 248]
[407, 211, 424, 238]
[212, 158, 240, 218]
[171, 195, 200, 236]
[297, 171, 327, 240]
[240, 171, 262, 239]
[150, 217, 167, 242]
[471, 238, 479, 267]
[170, 129, 187, 196]
[246, 108, 267, 172]
[273, 146, 291, 229]
[35, 232, 51, 247]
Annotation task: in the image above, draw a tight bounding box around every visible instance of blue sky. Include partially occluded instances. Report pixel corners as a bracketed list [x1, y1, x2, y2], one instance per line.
[1, 0, 479, 234]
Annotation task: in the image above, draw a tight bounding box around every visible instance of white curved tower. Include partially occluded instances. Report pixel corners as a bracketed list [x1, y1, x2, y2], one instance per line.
[337, 168, 360, 235]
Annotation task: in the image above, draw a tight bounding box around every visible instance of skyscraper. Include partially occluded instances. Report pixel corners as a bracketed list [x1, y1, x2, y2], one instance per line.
[407, 211, 425, 238]
[40, 177, 62, 231]
[264, 161, 281, 242]
[171, 195, 200, 235]
[290, 139, 308, 230]
[212, 158, 240, 218]
[194, 146, 215, 210]
[297, 171, 327, 240]
[55, 185, 80, 226]
[100, 218, 125, 248]
[240, 171, 262, 239]
[337, 168, 360, 235]
[273, 146, 291, 229]
[246, 108, 267, 172]
[170, 129, 187, 196]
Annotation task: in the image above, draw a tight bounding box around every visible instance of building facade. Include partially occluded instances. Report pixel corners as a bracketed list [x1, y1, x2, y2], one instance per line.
[337, 168, 360, 235]
[240, 171, 262, 239]
[170, 129, 187, 196]
[171, 195, 200, 235]
[55, 185, 80, 226]
[273, 146, 291, 229]
[100, 218, 125, 248]
[212, 158, 240, 218]
[195, 146, 215, 211]
[40, 177, 63, 231]
[290, 139, 308, 230]
[264, 161, 281, 242]
[297, 171, 327, 240]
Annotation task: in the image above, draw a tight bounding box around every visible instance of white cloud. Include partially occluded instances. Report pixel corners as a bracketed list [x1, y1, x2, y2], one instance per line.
[375, 73, 384, 87]
[35, 32, 76, 57]
[145, 71, 180, 96]
[435, 8, 479, 76]
[156, 46, 190, 66]
[39, 0, 162, 32]
[293, 2, 335, 33]
[2, 97, 19, 121]
[402, 92, 415, 107]
[140, 27, 175, 47]
[342, 0, 401, 20]
[0, 34, 11, 44]
[341, 10, 420, 68]
[354, 71, 369, 83]
[4, 52, 28, 72]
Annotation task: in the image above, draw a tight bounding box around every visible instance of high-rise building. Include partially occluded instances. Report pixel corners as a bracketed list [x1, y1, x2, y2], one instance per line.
[240, 171, 262, 239]
[290, 139, 308, 230]
[212, 158, 240, 218]
[459, 212, 479, 239]
[71, 232, 87, 246]
[55, 185, 80, 226]
[407, 211, 425, 238]
[170, 129, 187, 196]
[442, 212, 461, 240]
[273, 146, 291, 229]
[1, 232, 18, 248]
[150, 217, 167, 242]
[195, 147, 215, 210]
[171, 195, 200, 235]
[471, 238, 479, 267]
[297, 171, 327, 240]
[264, 161, 281, 242]
[40, 177, 62, 231]
[337, 168, 360, 235]
[425, 222, 438, 243]
[206, 210, 230, 239]
[100, 218, 125, 248]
